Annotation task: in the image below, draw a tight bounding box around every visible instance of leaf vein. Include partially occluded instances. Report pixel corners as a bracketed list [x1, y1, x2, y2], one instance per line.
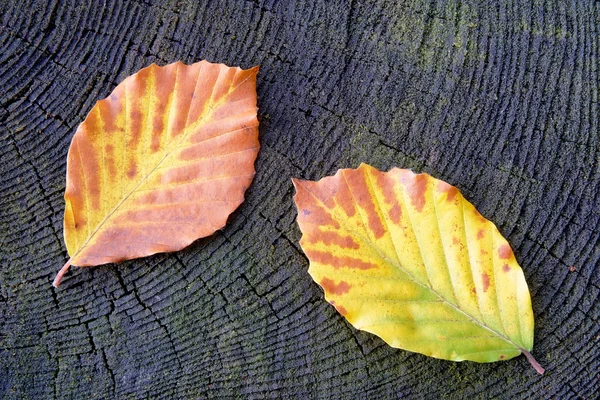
[156, 147, 259, 170]
[134, 173, 255, 193]
[492, 231, 509, 337]
[461, 196, 484, 321]
[340, 170, 374, 244]
[188, 124, 259, 147]
[399, 184, 433, 287]
[75, 137, 91, 242]
[431, 183, 459, 304]
[118, 198, 242, 212]
[364, 169, 402, 265]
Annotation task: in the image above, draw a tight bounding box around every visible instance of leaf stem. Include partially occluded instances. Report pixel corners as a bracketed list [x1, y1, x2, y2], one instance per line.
[53, 259, 72, 288]
[522, 349, 545, 375]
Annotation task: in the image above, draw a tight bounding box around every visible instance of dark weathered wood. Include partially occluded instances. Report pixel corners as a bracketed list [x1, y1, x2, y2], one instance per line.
[1, 0, 598, 398]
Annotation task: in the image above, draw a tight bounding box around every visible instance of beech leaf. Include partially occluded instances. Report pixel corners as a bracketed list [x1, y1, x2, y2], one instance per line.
[292, 163, 544, 374]
[54, 60, 260, 287]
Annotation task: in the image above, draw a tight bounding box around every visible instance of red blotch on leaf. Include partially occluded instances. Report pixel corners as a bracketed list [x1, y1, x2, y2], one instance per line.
[98, 94, 121, 134]
[304, 249, 377, 270]
[294, 192, 340, 229]
[320, 278, 351, 295]
[151, 117, 163, 151]
[376, 170, 402, 224]
[330, 300, 348, 316]
[305, 231, 360, 250]
[104, 144, 117, 177]
[75, 136, 101, 209]
[330, 172, 356, 217]
[398, 170, 428, 212]
[477, 229, 485, 239]
[294, 178, 336, 209]
[437, 181, 459, 203]
[473, 209, 487, 223]
[498, 244, 513, 260]
[502, 264, 511, 273]
[126, 162, 137, 178]
[344, 168, 386, 239]
[482, 272, 490, 292]
[388, 204, 402, 224]
[128, 110, 144, 147]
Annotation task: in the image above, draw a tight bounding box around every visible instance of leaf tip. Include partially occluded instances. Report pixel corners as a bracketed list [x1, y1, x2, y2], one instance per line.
[53, 259, 72, 288]
[291, 177, 304, 189]
[356, 162, 374, 173]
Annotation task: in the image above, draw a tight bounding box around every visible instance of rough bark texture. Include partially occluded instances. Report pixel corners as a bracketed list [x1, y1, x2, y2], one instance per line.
[1, 1, 598, 398]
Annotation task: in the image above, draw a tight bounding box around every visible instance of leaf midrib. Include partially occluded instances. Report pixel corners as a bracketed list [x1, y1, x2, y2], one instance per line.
[69, 67, 256, 263]
[297, 176, 528, 356]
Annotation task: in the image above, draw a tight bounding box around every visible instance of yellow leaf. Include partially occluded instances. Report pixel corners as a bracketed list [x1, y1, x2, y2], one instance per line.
[54, 60, 259, 287]
[292, 163, 544, 374]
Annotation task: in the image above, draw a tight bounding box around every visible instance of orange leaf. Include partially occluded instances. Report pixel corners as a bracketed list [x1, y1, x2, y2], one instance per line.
[293, 163, 543, 373]
[54, 60, 260, 287]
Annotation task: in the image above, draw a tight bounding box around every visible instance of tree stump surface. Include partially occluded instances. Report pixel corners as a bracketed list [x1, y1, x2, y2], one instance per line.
[1, 1, 599, 398]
